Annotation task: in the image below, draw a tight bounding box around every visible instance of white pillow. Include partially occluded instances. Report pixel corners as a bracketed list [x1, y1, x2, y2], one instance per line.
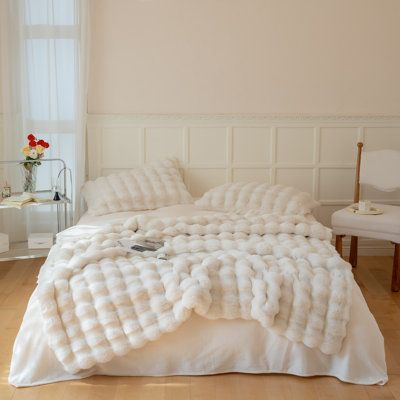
[195, 182, 319, 215]
[82, 158, 193, 216]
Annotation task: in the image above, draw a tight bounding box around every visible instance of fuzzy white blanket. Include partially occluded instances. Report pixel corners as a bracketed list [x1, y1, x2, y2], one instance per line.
[38, 213, 353, 374]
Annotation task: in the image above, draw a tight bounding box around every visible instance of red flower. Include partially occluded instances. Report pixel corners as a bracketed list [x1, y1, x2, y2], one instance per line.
[37, 139, 45, 146]
[27, 134, 36, 141]
[43, 141, 49, 148]
[29, 140, 37, 147]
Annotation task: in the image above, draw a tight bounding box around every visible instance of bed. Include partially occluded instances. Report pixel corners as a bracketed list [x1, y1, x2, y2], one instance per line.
[9, 162, 388, 387]
[9, 203, 387, 386]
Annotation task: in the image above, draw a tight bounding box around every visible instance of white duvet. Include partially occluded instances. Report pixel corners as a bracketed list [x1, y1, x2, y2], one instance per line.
[9, 205, 388, 386]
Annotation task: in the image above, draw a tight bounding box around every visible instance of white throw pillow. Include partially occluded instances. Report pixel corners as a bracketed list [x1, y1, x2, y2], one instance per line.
[82, 158, 193, 216]
[195, 182, 319, 215]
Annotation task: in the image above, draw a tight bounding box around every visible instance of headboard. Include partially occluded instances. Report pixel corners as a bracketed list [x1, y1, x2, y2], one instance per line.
[87, 114, 400, 230]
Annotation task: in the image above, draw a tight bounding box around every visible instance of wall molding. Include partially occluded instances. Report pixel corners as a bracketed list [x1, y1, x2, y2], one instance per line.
[0, 114, 4, 233]
[87, 113, 400, 256]
[88, 113, 400, 125]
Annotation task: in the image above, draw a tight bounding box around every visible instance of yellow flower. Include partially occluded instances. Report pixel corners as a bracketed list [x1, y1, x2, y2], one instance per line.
[22, 146, 30, 156]
[36, 145, 45, 154]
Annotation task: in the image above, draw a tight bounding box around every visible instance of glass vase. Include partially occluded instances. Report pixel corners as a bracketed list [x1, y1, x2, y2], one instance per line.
[21, 163, 37, 193]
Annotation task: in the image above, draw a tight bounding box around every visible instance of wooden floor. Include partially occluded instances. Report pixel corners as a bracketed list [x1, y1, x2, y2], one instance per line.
[1, 257, 400, 399]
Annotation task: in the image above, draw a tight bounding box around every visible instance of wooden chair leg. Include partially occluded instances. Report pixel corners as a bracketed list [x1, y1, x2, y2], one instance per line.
[349, 236, 358, 268]
[335, 235, 344, 257]
[391, 243, 400, 292]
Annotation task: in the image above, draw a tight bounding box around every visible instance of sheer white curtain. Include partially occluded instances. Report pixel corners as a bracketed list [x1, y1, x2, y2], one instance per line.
[0, 0, 89, 240]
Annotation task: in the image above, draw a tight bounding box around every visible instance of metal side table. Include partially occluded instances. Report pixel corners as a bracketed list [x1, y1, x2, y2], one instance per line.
[0, 158, 72, 261]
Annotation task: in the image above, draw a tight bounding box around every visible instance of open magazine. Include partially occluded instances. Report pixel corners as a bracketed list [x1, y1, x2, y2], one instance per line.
[117, 238, 165, 254]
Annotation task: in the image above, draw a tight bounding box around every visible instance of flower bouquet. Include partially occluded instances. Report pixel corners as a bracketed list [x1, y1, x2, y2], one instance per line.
[21, 134, 49, 193]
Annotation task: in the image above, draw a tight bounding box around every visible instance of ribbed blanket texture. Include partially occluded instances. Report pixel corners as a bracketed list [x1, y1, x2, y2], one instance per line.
[38, 212, 353, 373]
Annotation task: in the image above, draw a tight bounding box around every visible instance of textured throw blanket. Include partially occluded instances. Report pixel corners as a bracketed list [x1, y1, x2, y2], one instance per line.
[38, 212, 353, 373]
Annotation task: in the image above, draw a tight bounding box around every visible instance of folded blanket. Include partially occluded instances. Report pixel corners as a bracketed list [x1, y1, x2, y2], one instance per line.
[38, 213, 353, 373]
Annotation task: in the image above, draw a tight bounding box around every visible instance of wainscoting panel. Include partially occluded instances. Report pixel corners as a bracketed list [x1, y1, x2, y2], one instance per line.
[91, 114, 400, 254]
[0, 116, 3, 232]
[0, 115, 4, 196]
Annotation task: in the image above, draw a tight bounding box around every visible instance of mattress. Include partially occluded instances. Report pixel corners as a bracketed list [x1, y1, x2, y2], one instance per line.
[9, 205, 388, 386]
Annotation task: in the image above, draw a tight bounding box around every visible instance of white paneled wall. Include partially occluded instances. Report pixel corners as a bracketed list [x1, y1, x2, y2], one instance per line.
[0, 116, 3, 231]
[0, 115, 3, 187]
[89, 115, 400, 254]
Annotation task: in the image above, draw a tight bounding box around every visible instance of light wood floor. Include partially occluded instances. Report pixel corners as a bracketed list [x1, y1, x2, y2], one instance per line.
[1, 257, 400, 399]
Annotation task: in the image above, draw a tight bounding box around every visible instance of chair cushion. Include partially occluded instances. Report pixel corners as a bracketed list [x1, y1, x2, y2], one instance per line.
[332, 203, 400, 243]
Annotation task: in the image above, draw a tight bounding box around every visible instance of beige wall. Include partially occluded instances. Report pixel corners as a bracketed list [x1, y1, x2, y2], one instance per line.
[89, 0, 400, 115]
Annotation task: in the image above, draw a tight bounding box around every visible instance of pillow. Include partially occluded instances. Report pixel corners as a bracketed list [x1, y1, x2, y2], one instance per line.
[195, 182, 319, 215]
[82, 158, 193, 216]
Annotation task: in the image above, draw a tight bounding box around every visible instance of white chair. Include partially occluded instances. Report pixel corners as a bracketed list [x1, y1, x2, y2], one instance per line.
[332, 142, 400, 291]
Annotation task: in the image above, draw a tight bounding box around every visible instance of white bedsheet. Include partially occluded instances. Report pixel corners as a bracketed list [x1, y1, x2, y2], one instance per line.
[9, 205, 388, 386]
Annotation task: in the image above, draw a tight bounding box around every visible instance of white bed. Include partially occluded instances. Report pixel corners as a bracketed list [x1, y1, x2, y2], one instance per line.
[9, 204, 388, 387]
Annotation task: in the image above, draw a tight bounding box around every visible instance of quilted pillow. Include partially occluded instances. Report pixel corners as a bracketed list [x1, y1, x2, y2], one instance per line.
[82, 158, 193, 216]
[195, 182, 319, 215]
